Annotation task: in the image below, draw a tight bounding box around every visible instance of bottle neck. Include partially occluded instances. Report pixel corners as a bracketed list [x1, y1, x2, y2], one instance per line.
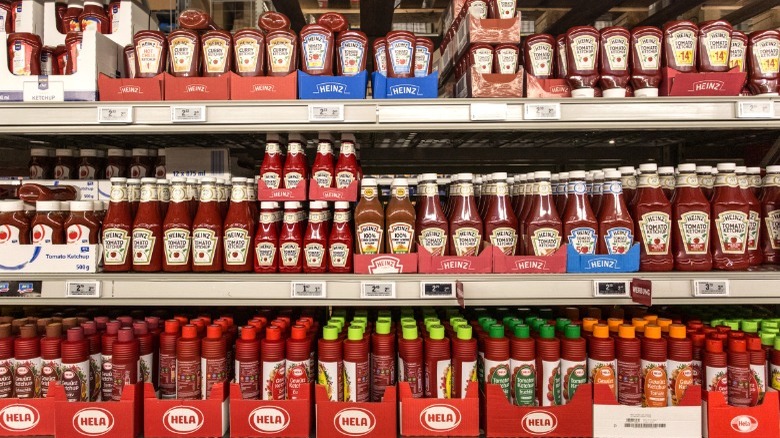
[140, 184, 158, 202]
[361, 186, 378, 201]
[391, 185, 410, 200]
[229, 183, 247, 203]
[675, 172, 699, 188]
[199, 184, 217, 202]
[334, 209, 351, 224]
[317, 142, 332, 155]
[265, 143, 281, 156]
[109, 184, 128, 202]
[637, 172, 660, 188]
[566, 180, 588, 199]
[764, 173, 780, 188]
[170, 183, 187, 203]
[288, 142, 303, 155]
[715, 172, 739, 188]
[340, 142, 355, 156]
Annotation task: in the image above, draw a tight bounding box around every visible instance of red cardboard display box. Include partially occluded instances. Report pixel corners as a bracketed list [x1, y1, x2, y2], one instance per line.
[354, 253, 419, 274]
[418, 243, 493, 274]
[315, 384, 397, 438]
[229, 72, 298, 100]
[482, 383, 593, 438]
[257, 180, 307, 201]
[454, 16, 522, 64]
[399, 381, 479, 436]
[0, 395, 55, 436]
[703, 389, 780, 438]
[98, 73, 165, 101]
[144, 382, 229, 438]
[491, 244, 567, 273]
[164, 73, 230, 101]
[660, 67, 748, 97]
[229, 383, 311, 437]
[456, 67, 524, 98]
[525, 75, 572, 98]
[308, 180, 359, 202]
[52, 382, 142, 438]
[592, 384, 701, 437]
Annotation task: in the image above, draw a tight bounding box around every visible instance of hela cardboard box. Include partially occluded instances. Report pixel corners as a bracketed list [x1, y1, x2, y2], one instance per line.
[229, 71, 297, 100]
[703, 389, 780, 438]
[51, 382, 142, 438]
[98, 73, 164, 101]
[43, 0, 156, 47]
[492, 244, 566, 274]
[0, 244, 100, 273]
[418, 242, 493, 274]
[144, 382, 228, 438]
[229, 382, 312, 437]
[354, 253, 418, 274]
[0, 396, 55, 436]
[565, 243, 640, 273]
[482, 383, 593, 437]
[592, 384, 701, 438]
[456, 67, 523, 98]
[660, 67, 748, 97]
[298, 70, 367, 100]
[399, 381, 479, 436]
[315, 384, 397, 438]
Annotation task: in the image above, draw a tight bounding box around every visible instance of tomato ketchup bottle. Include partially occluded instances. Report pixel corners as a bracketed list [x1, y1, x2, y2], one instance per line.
[590, 171, 604, 215]
[485, 172, 519, 255]
[14, 324, 40, 398]
[598, 170, 634, 255]
[303, 202, 329, 273]
[132, 178, 163, 272]
[318, 325, 343, 401]
[452, 324, 477, 399]
[335, 140, 360, 189]
[705, 339, 728, 398]
[259, 141, 283, 190]
[103, 178, 133, 272]
[425, 324, 451, 399]
[728, 338, 751, 406]
[416, 173, 449, 256]
[234, 326, 259, 400]
[100, 321, 119, 401]
[632, 164, 674, 271]
[711, 163, 750, 270]
[282, 140, 308, 189]
[278, 202, 304, 273]
[201, 325, 226, 400]
[328, 202, 353, 273]
[40, 323, 62, 399]
[483, 325, 510, 401]
[285, 325, 310, 400]
[737, 166, 763, 266]
[667, 324, 693, 406]
[399, 324, 424, 398]
[510, 324, 535, 406]
[761, 166, 780, 263]
[162, 177, 192, 272]
[344, 326, 369, 402]
[312, 140, 335, 188]
[524, 171, 562, 256]
[223, 178, 255, 272]
[254, 202, 279, 273]
[159, 320, 179, 399]
[671, 163, 712, 271]
[192, 178, 223, 272]
[449, 173, 483, 256]
[112, 328, 139, 401]
[535, 325, 560, 406]
[560, 325, 587, 404]
[747, 336, 766, 405]
[563, 170, 598, 254]
[370, 320, 395, 401]
[588, 324, 617, 397]
[616, 325, 641, 406]
[261, 325, 285, 401]
[641, 325, 667, 406]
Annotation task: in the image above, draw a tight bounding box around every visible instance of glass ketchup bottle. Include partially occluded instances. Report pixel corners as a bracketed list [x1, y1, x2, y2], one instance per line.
[671, 163, 712, 271]
[253, 202, 279, 273]
[191, 178, 223, 272]
[282, 140, 308, 190]
[162, 177, 192, 272]
[631, 164, 673, 271]
[335, 140, 360, 189]
[563, 170, 597, 255]
[259, 141, 283, 190]
[484, 172, 518, 255]
[386, 178, 416, 255]
[103, 178, 133, 272]
[590, 171, 605, 215]
[328, 201, 353, 273]
[303, 202, 328, 273]
[737, 166, 763, 266]
[354, 178, 384, 255]
[278, 202, 304, 273]
[711, 163, 750, 270]
[311, 140, 334, 188]
[416, 173, 448, 256]
[598, 170, 634, 255]
[223, 178, 255, 272]
[449, 173, 483, 256]
[761, 166, 780, 264]
[524, 171, 562, 256]
[131, 178, 163, 272]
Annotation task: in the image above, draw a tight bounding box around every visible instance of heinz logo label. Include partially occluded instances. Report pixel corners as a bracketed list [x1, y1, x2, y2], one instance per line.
[514, 259, 547, 271]
[368, 256, 403, 274]
[0, 404, 40, 431]
[72, 408, 114, 436]
[185, 84, 208, 93]
[521, 411, 558, 435]
[440, 260, 472, 270]
[691, 80, 725, 92]
[316, 83, 348, 94]
[549, 84, 570, 93]
[162, 406, 205, 434]
[587, 258, 616, 269]
[333, 408, 376, 436]
[419, 405, 461, 432]
[252, 84, 276, 92]
[389, 84, 421, 96]
[730, 415, 758, 433]
[118, 85, 141, 94]
[249, 406, 290, 434]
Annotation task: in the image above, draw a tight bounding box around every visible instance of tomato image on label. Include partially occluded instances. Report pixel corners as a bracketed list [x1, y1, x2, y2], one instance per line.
[678, 211, 710, 254]
[192, 229, 218, 265]
[716, 210, 749, 254]
[103, 229, 131, 265]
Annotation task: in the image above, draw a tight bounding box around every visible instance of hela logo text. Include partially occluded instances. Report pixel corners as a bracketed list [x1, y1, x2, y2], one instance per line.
[333, 408, 376, 436]
[419, 405, 461, 432]
[730, 415, 758, 433]
[521, 411, 558, 435]
[0, 404, 40, 431]
[249, 406, 290, 434]
[72, 408, 114, 436]
[162, 407, 204, 434]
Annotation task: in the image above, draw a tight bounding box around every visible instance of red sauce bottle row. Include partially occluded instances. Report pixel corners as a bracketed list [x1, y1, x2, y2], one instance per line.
[0, 199, 104, 245]
[374, 31, 434, 78]
[456, 43, 520, 77]
[5, 33, 78, 76]
[0, 0, 119, 35]
[258, 138, 362, 190]
[29, 147, 165, 179]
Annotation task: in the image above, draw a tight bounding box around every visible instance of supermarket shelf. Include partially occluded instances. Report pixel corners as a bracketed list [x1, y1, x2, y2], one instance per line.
[3, 271, 780, 306]
[0, 97, 777, 134]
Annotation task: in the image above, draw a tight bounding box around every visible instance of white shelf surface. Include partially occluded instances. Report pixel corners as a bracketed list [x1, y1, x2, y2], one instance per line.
[0, 97, 777, 133]
[2, 271, 780, 306]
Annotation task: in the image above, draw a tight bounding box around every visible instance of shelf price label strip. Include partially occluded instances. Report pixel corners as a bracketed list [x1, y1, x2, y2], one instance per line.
[736, 100, 773, 119]
[171, 105, 207, 123]
[97, 106, 133, 124]
[290, 281, 327, 299]
[524, 102, 561, 120]
[692, 279, 729, 297]
[360, 281, 396, 299]
[65, 280, 101, 298]
[593, 280, 631, 298]
[308, 104, 344, 123]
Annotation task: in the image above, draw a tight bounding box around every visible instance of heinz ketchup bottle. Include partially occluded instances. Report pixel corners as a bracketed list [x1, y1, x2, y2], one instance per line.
[259, 141, 283, 190]
[254, 202, 279, 273]
[632, 164, 673, 271]
[737, 166, 763, 266]
[563, 170, 597, 254]
[524, 171, 562, 256]
[711, 163, 750, 270]
[415, 173, 449, 256]
[671, 163, 712, 271]
[762, 166, 780, 263]
[311, 140, 335, 188]
[335, 140, 360, 189]
[598, 170, 634, 255]
[282, 140, 308, 189]
[484, 172, 519, 255]
[103, 178, 133, 272]
[449, 173, 483, 256]
[192, 178, 223, 272]
[328, 202, 353, 273]
[278, 202, 304, 273]
[163, 177, 192, 272]
[223, 178, 255, 272]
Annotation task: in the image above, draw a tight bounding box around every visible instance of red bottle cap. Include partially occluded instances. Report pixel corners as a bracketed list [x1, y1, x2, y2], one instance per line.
[181, 325, 198, 339]
[117, 328, 134, 343]
[133, 321, 148, 335]
[747, 336, 762, 351]
[173, 315, 189, 327]
[291, 325, 307, 340]
[220, 316, 234, 327]
[240, 326, 256, 341]
[729, 338, 746, 353]
[106, 321, 120, 335]
[164, 320, 180, 334]
[114, 328, 139, 362]
[206, 325, 222, 339]
[145, 316, 160, 331]
[266, 326, 282, 341]
[93, 316, 109, 330]
[691, 332, 706, 347]
[706, 338, 723, 353]
[117, 316, 133, 327]
[81, 321, 97, 335]
[198, 315, 212, 325]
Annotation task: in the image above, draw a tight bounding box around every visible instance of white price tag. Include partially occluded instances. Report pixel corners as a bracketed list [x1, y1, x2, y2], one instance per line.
[420, 282, 456, 299]
[593, 280, 630, 298]
[308, 104, 344, 122]
[171, 105, 206, 123]
[290, 281, 326, 299]
[470, 103, 508, 121]
[97, 106, 133, 123]
[737, 100, 773, 119]
[524, 103, 561, 120]
[360, 281, 396, 299]
[65, 280, 101, 298]
[692, 279, 729, 297]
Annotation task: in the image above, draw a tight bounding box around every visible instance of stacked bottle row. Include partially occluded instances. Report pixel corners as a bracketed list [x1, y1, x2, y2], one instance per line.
[29, 147, 166, 179]
[0, 199, 104, 244]
[258, 138, 362, 190]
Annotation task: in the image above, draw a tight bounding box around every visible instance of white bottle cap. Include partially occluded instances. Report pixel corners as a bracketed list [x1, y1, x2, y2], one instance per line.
[200, 177, 216, 184]
[767, 165, 780, 173]
[216, 178, 225, 185]
[309, 201, 325, 209]
[677, 163, 696, 172]
[658, 166, 675, 174]
[559, 172, 569, 179]
[571, 88, 596, 98]
[747, 167, 761, 175]
[602, 88, 627, 98]
[717, 163, 736, 172]
[392, 178, 408, 186]
[157, 179, 169, 185]
[141, 177, 157, 184]
[30, 148, 51, 157]
[231, 177, 248, 184]
[131, 148, 149, 156]
[362, 177, 378, 186]
[79, 149, 97, 157]
[158, 149, 166, 157]
[602, 168, 617, 173]
[569, 170, 586, 179]
[735, 166, 747, 174]
[551, 173, 560, 181]
[525, 172, 534, 180]
[70, 201, 94, 212]
[171, 178, 186, 185]
[260, 202, 276, 209]
[0, 200, 24, 212]
[35, 200, 61, 211]
[284, 202, 301, 209]
[55, 149, 74, 157]
[535, 171, 551, 179]
[186, 178, 198, 184]
[335, 201, 350, 209]
[418, 173, 437, 182]
[518, 174, 527, 182]
[638, 163, 657, 173]
[618, 166, 635, 175]
[475, 176, 483, 184]
[696, 166, 712, 173]
[107, 148, 125, 157]
[593, 170, 605, 179]
[92, 200, 104, 211]
[110, 177, 127, 184]
[491, 172, 508, 181]
[507, 177, 515, 184]
[604, 169, 621, 179]
[633, 87, 659, 98]
[460, 173, 474, 181]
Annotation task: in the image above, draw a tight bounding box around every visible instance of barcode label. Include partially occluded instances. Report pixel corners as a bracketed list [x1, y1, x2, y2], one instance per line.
[624, 422, 666, 428]
[360, 282, 395, 299]
[593, 280, 630, 297]
[290, 281, 326, 298]
[65, 281, 101, 298]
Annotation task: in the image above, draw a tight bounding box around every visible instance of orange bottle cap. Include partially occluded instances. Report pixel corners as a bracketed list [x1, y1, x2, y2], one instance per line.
[644, 314, 659, 323]
[618, 324, 635, 338]
[644, 325, 662, 339]
[607, 318, 624, 332]
[582, 318, 598, 333]
[657, 318, 673, 331]
[592, 324, 609, 338]
[266, 326, 282, 341]
[668, 324, 687, 339]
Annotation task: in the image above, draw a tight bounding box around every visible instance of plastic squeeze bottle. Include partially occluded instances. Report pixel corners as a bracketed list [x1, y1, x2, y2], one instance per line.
[483, 324, 510, 401]
[398, 324, 424, 398]
[14, 324, 41, 398]
[426, 324, 452, 399]
[318, 325, 343, 402]
[112, 328, 139, 401]
[747, 336, 766, 406]
[261, 325, 286, 401]
[286, 325, 311, 400]
[40, 323, 62, 398]
[640, 325, 667, 407]
[770, 337, 780, 392]
[61, 327, 90, 402]
[616, 324, 641, 406]
[344, 326, 370, 402]
[588, 324, 616, 397]
[510, 324, 536, 406]
[0, 324, 12, 398]
[667, 324, 693, 406]
[561, 325, 587, 405]
[371, 320, 396, 401]
[452, 324, 477, 399]
[537, 324, 561, 406]
[159, 320, 180, 399]
[728, 338, 751, 406]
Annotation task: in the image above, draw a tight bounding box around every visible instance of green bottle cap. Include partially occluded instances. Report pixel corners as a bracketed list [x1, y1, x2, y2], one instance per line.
[774, 336, 780, 351]
[331, 316, 345, 325]
[503, 315, 518, 326]
[539, 324, 555, 339]
[763, 321, 779, 330]
[451, 320, 467, 331]
[514, 324, 530, 339]
[763, 327, 780, 335]
[742, 320, 759, 333]
[531, 318, 546, 332]
[524, 316, 538, 325]
[328, 319, 343, 331]
[457, 325, 473, 341]
[505, 319, 520, 332]
[429, 325, 445, 340]
[488, 324, 505, 338]
[724, 320, 741, 331]
[402, 325, 418, 340]
[555, 318, 571, 332]
[480, 318, 497, 331]
[450, 317, 467, 327]
[400, 317, 417, 326]
[400, 308, 415, 318]
[425, 319, 441, 332]
[564, 325, 581, 339]
[377, 317, 392, 325]
[350, 321, 366, 333]
[322, 325, 340, 341]
[375, 320, 392, 335]
[348, 326, 363, 341]
[710, 319, 723, 328]
[761, 332, 776, 346]
[353, 316, 368, 324]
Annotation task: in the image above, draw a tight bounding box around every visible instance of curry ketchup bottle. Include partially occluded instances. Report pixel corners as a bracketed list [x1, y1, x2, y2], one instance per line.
[159, 320, 179, 399]
[201, 325, 226, 400]
[705, 339, 728, 399]
[616, 324, 641, 406]
[399, 324, 424, 398]
[371, 319, 395, 401]
[484, 324, 510, 402]
[452, 324, 477, 399]
[14, 324, 41, 399]
[537, 324, 561, 406]
[667, 324, 693, 406]
[176, 325, 201, 400]
[747, 336, 766, 406]
[556, 324, 583, 405]
[641, 325, 667, 407]
[425, 325, 452, 399]
[728, 338, 751, 406]
[318, 325, 343, 401]
[112, 328, 139, 401]
[285, 325, 311, 400]
[588, 324, 617, 397]
[344, 326, 370, 402]
[261, 325, 286, 401]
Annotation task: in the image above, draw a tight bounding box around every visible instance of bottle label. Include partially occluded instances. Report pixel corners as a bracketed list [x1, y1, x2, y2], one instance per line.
[268, 37, 294, 73]
[766, 210, 780, 249]
[135, 352, 151, 385]
[170, 36, 196, 73]
[235, 37, 261, 73]
[62, 360, 90, 402]
[678, 211, 710, 254]
[640, 360, 667, 407]
[638, 211, 671, 255]
[371, 353, 395, 402]
[285, 359, 309, 400]
[203, 37, 229, 74]
[750, 363, 766, 405]
[484, 359, 511, 401]
[403, 358, 424, 398]
[318, 360, 343, 402]
[159, 353, 176, 398]
[468, 0, 488, 18]
[32, 223, 54, 244]
[432, 359, 452, 399]
[472, 47, 493, 73]
[79, 164, 97, 180]
[40, 358, 62, 398]
[771, 363, 780, 391]
[604, 35, 629, 71]
[496, 0, 515, 17]
[661, 176, 675, 192]
[571, 34, 597, 71]
[101, 354, 113, 401]
[374, 46, 387, 74]
[604, 227, 634, 255]
[540, 359, 561, 406]
[280, 241, 302, 267]
[701, 29, 730, 67]
[313, 170, 333, 188]
[30, 164, 45, 179]
[0, 358, 14, 398]
[588, 358, 616, 396]
[494, 47, 517, 74]
[356, 223, 383, 255]
[676, 174, 699, 188]
[137, 38, 163, 75]
[510, 359, 535, 406]
[103, 228, 131, 265]
[0, 224, 21, 244]
[388, 222, 414, 254]
[68, 223, 96, 245]
[344, 359, 370, 402]
[419, 227, 447, 256]
[132, 228, 156, 265]
[715, 210, 749, 254]
[255, 241, 276, 267]
[192, 228, 219, 265]
[304, 242, 326, 268]
[458, 359, 477, 399]
[616, 358, 641, 406]
[388, 39, 413, 75]
[692, 359, 702, 387]
[261, 172, 281, 190]
[452, 227, 482, 256]
[700, 174, 715, 188]
[336, 171, 355, 189]
[302, 32, 329, 71]
[224, 228, 250, 265]
[530, 227, 561, 256]
[262, 359, 286, 400]
[284, 172, 304, 189]
[528, 41, 553, 77]
[754, 38, 780, 75]
[490, 227, 518, 255]
[13, 358, 41, 398]
[669, 29, 696, 67]
[235, 359, 259, 400]
[667, 359, 693, 406]
[635, 34, 661, 70]
[334, 211, 351, 223]
[561, 359, 587, 405]
[328, 242, 349, 268]
[728, 365, 751, 406]
[175, 359, 201, 400]
[164, 228, 191, 265]
[89, 353, 101, 401]
[748, 210, 760, 250]
[707, 365, 728, 397]
[414, 46, 431, 76]
[340, 39, 365, 76]
[567, 227, 596, 255]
